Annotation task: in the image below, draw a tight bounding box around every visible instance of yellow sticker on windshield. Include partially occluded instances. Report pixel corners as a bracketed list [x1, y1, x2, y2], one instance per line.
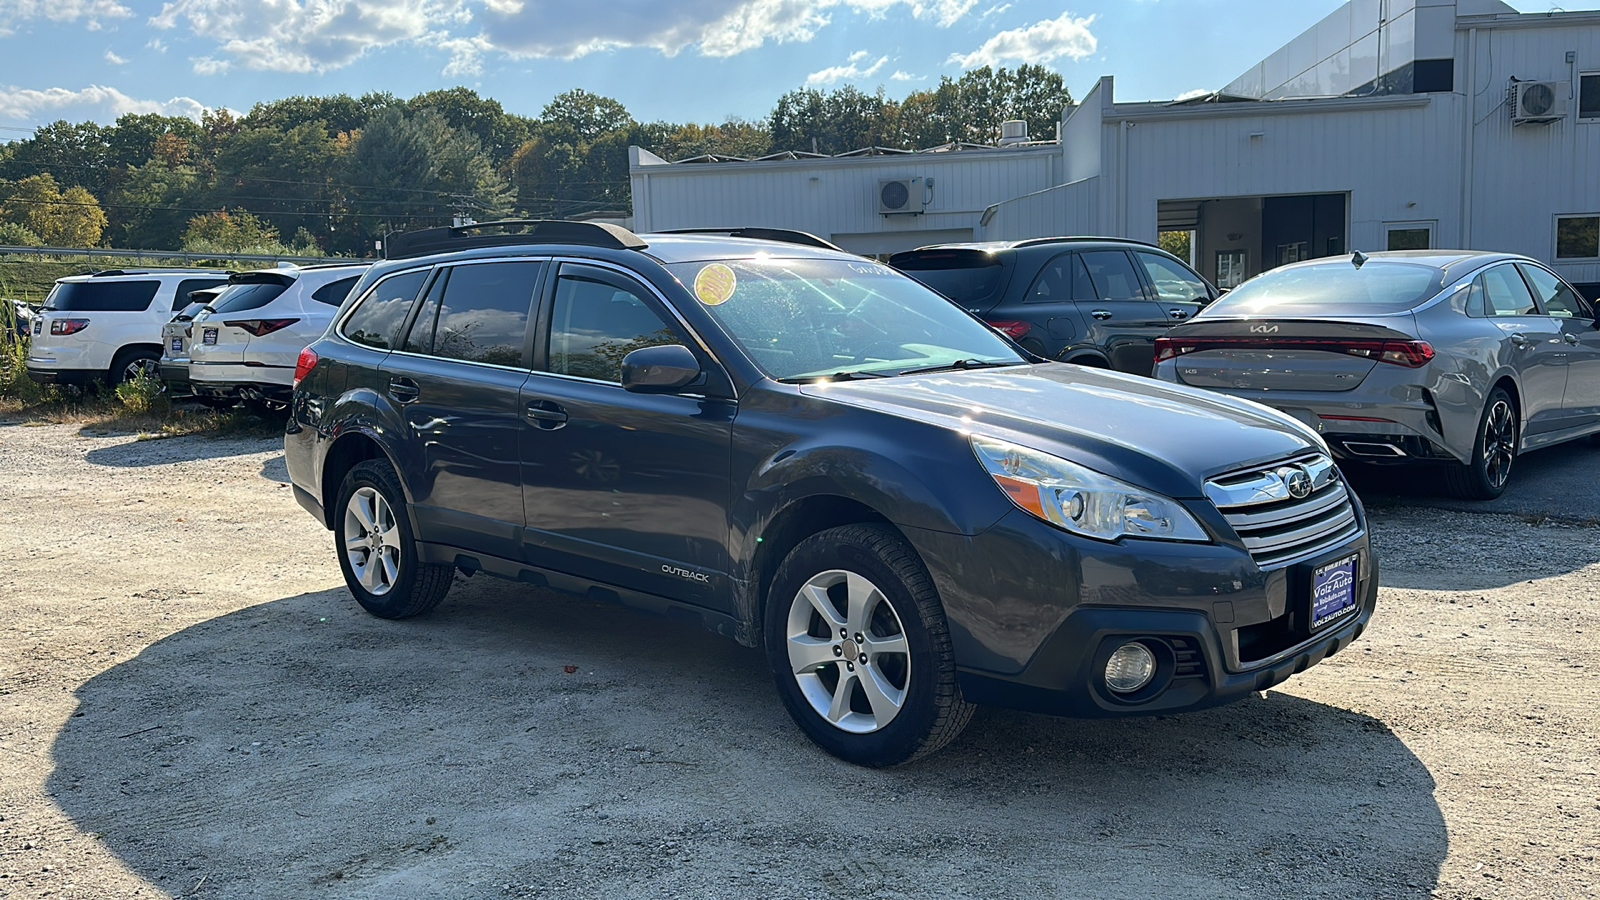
[694, 263, 737, 306]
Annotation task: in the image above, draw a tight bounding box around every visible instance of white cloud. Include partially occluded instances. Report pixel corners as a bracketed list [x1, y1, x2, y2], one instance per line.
[979, 2, 1009, 17]
[947, 11, 1096, 68]
[0, 0, 130, 36]
[806, 50, 888, 86]
[147, 38, 167, 52]
[192, 56, 230, 75]
[437, 34, 490, 77]
[890, 70, 921, 81]
[0, 84, 208, 122]
[104, 50, 127, 65]
[151, 0, 466, 73]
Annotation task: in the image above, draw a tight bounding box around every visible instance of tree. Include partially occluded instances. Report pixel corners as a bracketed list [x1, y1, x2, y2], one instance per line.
[182, 208, 279, 252]
[0, 174, 107, 246]
[0, 221, 42, 246]
[408, 87, 533, 160]
[110, 159, 205, 249]
[541, 89, 633, 143]
[214, 120, 345, 247]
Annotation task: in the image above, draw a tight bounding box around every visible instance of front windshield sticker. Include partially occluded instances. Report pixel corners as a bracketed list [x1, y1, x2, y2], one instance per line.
[694, 263, 737, 306]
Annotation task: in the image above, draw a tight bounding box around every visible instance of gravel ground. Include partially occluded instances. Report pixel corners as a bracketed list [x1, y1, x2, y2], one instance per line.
[0, 422, 1596, 899]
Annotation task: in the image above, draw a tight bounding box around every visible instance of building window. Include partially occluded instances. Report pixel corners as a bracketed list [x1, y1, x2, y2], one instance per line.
[1276, 242, 1307, 266]
[1388, 227, 1432, 251]
[1556, 215, 1600, 260]
[1215, 250, 1248, 289]
[1581, 73, 1600, 121]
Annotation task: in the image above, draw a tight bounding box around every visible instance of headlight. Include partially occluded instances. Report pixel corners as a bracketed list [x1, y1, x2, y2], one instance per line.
[971, 436, 1208, 542]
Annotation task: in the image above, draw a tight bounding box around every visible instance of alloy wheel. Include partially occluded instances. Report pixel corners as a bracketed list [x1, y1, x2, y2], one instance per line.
[1483, 399, 1515, 490]
[343, 486, 402, 596]
[785, 569, 911, 734]
[122, 358, 159, 382]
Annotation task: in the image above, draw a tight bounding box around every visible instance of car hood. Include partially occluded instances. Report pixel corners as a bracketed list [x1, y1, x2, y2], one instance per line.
[797, 363, 1322, 499]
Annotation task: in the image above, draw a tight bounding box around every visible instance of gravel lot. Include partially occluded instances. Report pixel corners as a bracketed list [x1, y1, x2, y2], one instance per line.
[1, 422, 1596, 899]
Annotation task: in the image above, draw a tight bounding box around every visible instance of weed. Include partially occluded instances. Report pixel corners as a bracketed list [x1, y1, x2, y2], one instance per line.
[115, 369, 170, 418]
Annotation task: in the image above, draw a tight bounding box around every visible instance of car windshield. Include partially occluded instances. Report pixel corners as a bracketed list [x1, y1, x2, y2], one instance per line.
[666, 257, 1024, 381]
[1204, 260, 1443, 317]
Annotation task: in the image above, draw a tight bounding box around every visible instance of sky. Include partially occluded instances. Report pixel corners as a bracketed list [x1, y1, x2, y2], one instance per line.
[0, 0, 1594, 139]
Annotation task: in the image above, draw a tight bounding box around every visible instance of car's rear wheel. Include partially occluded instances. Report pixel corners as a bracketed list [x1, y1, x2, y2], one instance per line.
[765, 524, 974, 766]
[107, 348, 160, 387]
[335, 459, 453, 618]
[1444, 387, 1517, 500]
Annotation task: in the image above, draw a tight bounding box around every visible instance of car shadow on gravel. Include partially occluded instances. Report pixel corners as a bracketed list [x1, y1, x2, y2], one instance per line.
[82, 433, 281, 468]
[1343, 439, 1600, 522]
[51, 577, 1446, 899]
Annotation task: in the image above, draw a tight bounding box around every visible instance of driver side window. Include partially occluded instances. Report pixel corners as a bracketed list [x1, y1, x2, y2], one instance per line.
[1135, 251, 1211, 303]
[1519, 264, 1593, 319]
[546, 266, 680, 383]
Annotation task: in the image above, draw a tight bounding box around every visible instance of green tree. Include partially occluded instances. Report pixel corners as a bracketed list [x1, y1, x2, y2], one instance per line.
[540, 89, 633, 143]
[110, 159, 205, 249]
[408, 87, 533, 160]
[0, 221, 42, 246]
[214, 120, 345, 247]
[182, 208, 279, 252]
[0, 173, 107, 246]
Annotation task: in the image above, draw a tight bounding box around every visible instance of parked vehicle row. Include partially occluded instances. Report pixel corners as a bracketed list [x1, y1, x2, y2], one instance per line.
[287, 221, 1376, 767]
[26, 263, 366, 406]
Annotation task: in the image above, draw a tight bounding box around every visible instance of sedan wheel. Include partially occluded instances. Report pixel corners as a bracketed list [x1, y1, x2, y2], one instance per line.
[1444, 388, 1517, 500]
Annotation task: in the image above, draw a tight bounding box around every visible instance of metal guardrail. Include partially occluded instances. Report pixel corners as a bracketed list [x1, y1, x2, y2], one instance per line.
[0, 245, 367, 265]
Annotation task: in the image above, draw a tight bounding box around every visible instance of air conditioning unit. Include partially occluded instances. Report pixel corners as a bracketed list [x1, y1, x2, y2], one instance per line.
[1511, 80, 1570, 124]
[878, 177, 927, 215]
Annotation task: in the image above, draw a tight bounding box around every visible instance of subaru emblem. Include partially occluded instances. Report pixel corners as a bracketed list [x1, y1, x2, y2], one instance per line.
[1279, 465, 1314, 499]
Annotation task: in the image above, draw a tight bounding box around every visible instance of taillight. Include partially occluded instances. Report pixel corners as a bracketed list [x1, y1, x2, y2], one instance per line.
[223, 318, 300, 336]
[1154, 336, 1435, 368]
[50, 318, 90, 336]
[293, 346, 318, 388]
[986, 319, 1033, 339]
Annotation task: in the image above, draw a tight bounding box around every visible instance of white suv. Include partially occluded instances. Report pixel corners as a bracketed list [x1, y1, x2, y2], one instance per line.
[28, 269, 231, 386]
[188, 263, 367, 406]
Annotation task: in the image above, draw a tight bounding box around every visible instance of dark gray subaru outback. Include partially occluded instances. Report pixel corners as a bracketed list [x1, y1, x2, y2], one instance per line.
[286, 221, 1377, 766]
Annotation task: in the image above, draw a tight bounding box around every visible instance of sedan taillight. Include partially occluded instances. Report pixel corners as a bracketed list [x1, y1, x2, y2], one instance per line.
[223, 318, 300, 337]
[986, 319, 1033, 339]
[50, 318, 90, 336]
[1155, 336, 1435, 368]
[293, 347, 318, 388]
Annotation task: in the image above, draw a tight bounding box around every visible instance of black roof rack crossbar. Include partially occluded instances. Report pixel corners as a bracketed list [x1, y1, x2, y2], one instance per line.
[660, 228, 845, 252]
[1012, 235, 1157, 249]
[383, 219, 648, 260]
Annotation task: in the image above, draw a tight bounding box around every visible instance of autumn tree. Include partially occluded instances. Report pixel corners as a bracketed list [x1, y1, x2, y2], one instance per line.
[182, 208, 279, 252]
[0, 173, 107, 246]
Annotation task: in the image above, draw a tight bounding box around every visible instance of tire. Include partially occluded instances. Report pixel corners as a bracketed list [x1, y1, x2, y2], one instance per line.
[334, 459, 453, 619]
[106, 348, 161, 387]
[764, 524, 974, 766]
[1443, 387, 1518, 500]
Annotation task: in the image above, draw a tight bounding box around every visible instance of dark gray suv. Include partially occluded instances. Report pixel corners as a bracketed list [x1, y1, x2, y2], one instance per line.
[287, 221, 1374, 766]
[891, 238, 1216, 375]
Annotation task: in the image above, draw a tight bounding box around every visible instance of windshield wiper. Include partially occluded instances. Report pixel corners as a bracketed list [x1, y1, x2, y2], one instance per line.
[781, 370, 890, 384]
[895, 359, 1020, 377]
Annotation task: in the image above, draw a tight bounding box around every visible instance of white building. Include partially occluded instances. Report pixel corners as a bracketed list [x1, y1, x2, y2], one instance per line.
[628, 0, 1600, 298]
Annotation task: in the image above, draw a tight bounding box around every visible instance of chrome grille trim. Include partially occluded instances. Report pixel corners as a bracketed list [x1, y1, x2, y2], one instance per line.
[1207, 454, 1361, 570]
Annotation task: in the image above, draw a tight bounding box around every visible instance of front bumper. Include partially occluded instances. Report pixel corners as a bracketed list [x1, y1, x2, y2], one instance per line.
[905, 504, 1376, 718]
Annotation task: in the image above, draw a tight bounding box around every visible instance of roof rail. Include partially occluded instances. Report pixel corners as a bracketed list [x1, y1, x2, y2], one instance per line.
[383, 219, 649, 260]
[84, 266, 232, 277]
[1012, 235, 1157, 250]
[659, 228, 845, 252]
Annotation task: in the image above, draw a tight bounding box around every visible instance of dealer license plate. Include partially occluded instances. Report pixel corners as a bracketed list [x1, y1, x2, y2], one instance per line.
[202, 329, 218, 345]
[170, 337, 183, 353]
[1311, 554, 1358, 629]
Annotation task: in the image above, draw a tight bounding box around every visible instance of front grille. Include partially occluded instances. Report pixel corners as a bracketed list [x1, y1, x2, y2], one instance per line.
[1205, 454, 1360, 570]
[1167, 636, 1205, 680]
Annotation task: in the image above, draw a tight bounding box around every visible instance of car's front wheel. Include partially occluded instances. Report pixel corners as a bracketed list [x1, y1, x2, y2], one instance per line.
[1444, 387, 1517, 500]
[765, 524, 974, 766]
[335, 459, 453, 618]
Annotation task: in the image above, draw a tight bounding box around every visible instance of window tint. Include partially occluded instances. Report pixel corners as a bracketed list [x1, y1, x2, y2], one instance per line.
[547, 267, 679, 383]
[893, 254, 1006, 307]
[1079, 251, 1146, 302]
[1581, 73, 1599, 120]
[1027, 254, 1077, 302]
[342, 269, 428, 350]
[211, 281, 290, 314]
[1134, 251, 1210, 302]
[404, 261, 539, 367]
[311, 276, 361, 306]
[1557, 215, 1600, 260]
[44, 280, 159, 312]
[174, 278, 228, 310]
[1204, 262, 1442, 316]
[1519, 264, 1592, 319]
[1480, 265, 1537, 316]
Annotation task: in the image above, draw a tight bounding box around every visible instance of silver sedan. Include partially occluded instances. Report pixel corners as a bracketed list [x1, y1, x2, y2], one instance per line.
[1154, 251, 1600, 499]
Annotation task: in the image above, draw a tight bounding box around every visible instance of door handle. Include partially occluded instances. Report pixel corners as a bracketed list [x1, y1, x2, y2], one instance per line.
[1564, 333, 1579, 345]
[1090, 309, 1113, 320]
[1509, 332, 1531, 349]
[1167, 309, 1189, 320]
[525, 399, 568, 430]
[387, 377, 420, 403]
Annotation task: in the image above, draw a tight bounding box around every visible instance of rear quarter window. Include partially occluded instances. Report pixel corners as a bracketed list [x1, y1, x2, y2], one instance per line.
[45, 280, 160, 312]
[173, 278, 228, 310]
[311, 276, 361, 306]
[1203, 262, 1443, 317]
[340, 269, 429, 350]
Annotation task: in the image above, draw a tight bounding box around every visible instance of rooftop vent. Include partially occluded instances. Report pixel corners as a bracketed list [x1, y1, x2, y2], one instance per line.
[998, 120, 1029, 146]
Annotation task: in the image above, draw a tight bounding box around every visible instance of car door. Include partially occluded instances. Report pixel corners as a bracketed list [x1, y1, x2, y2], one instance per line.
[1075, 249, 1172, 375]
[1478, 263, 1568, 437]
[379, 259, 545, 561]
[519, 261, 736, 611]
[1132, 250, 1214, 324]
[1520, 263, 1600, 429]
[1016, 252, 1086, 358]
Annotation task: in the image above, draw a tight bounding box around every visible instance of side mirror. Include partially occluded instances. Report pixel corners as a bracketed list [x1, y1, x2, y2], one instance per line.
[621, 344, 702, 393]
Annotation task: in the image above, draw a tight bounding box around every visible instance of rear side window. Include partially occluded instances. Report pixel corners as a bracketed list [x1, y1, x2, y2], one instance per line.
[342, 269, 429, 350]
[1203, 262, 1442, 316]
[1079, 251, 1146, 302]
[1135, 251, 1211, 303]
[311, 276, 360, 307]
[402, 261, 541, 367]
[212, 281, 290, 314]
[45, 280, 160, 312]
[1480, 265, 1536, 316]
[173, 278, 228, 310]
[546, 265, 679, 382]
[1026, 254, 1092, 303]
[1519, 264, 1592, 319]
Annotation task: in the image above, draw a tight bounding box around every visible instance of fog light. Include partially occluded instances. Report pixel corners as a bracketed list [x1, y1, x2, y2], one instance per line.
[1104, 642, 1156, 694]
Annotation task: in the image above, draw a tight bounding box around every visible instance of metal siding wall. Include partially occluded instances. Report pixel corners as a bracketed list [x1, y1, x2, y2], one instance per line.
[1466, 21, 1600, 284]
[982, 179, 1101, 240]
